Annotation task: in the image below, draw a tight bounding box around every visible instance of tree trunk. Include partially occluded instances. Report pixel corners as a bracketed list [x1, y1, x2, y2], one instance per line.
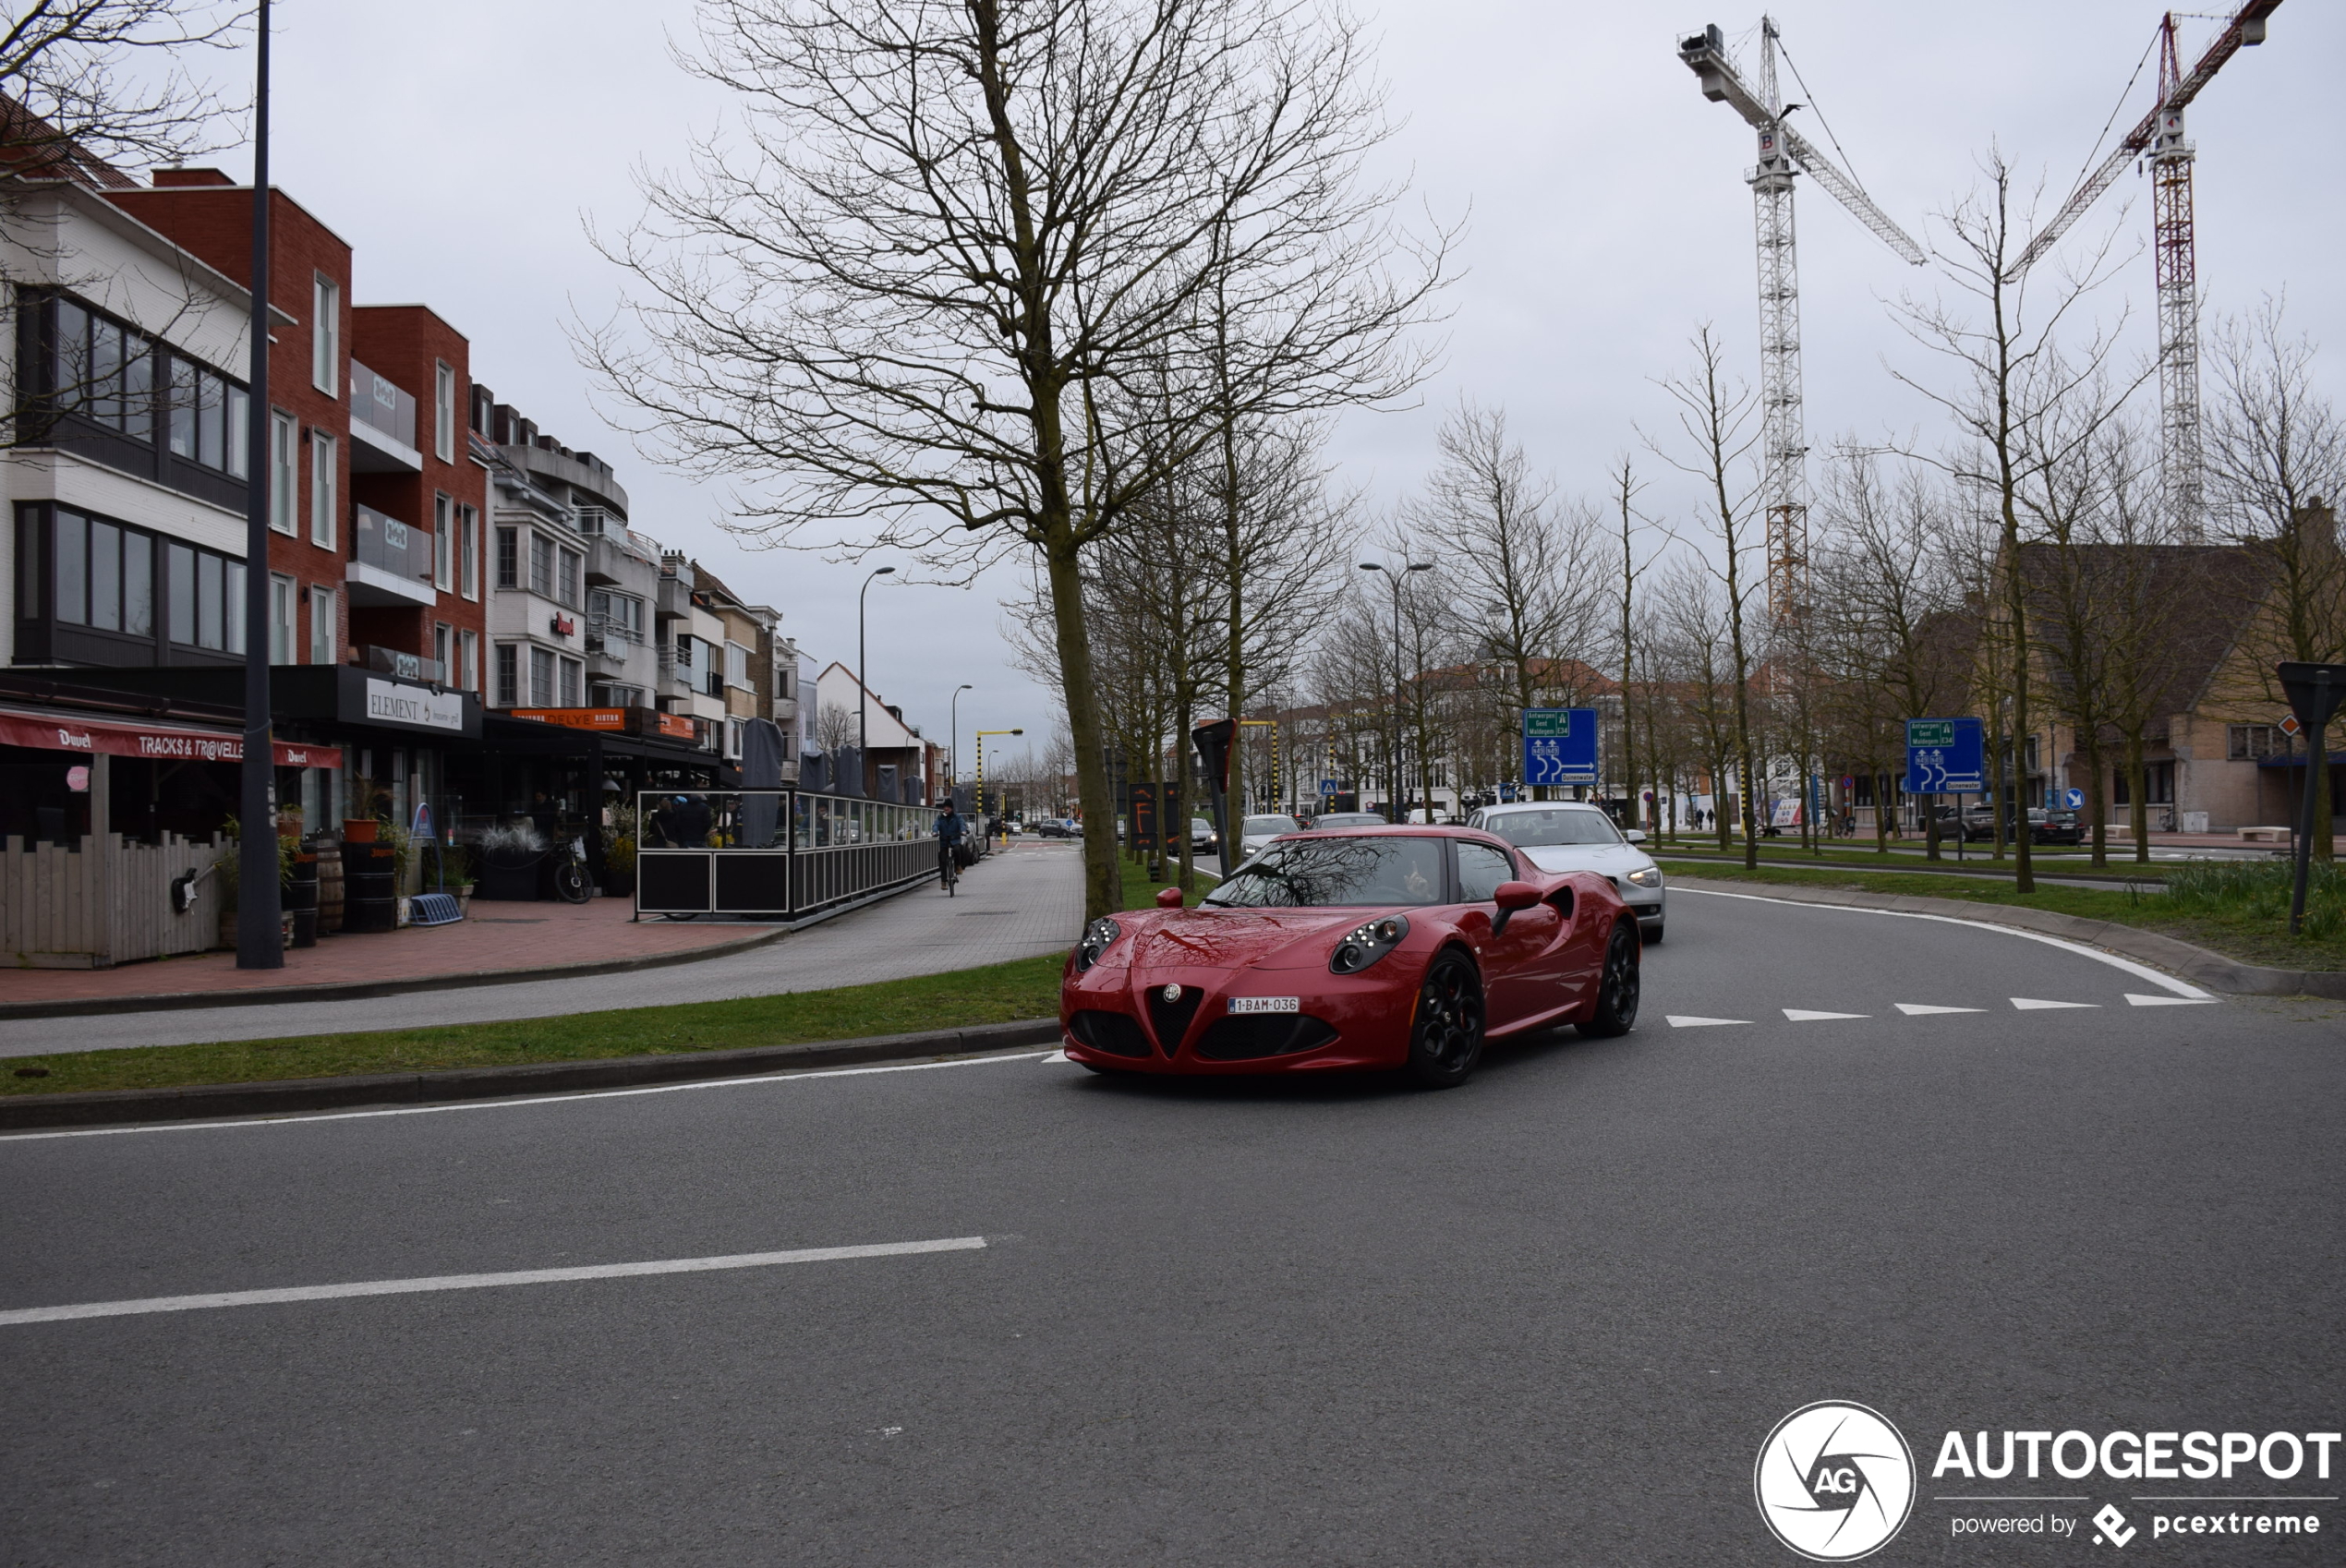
[2126, 731, 2148, 865]
[1045, 530, 1120, 923]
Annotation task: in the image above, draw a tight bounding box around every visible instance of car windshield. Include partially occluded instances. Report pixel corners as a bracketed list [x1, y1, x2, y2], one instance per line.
[1480, 809, 1622, 849]
[1315, 813, 1385, 828]
[1242, 814, 1300, 836]
[1203, 835, 1446, 908]
[1191, 819, 1212, 831]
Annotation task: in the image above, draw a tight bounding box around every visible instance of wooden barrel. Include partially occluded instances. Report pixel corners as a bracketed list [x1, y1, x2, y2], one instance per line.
[315, 841, 345, 933]
[343, 842, 398, 933]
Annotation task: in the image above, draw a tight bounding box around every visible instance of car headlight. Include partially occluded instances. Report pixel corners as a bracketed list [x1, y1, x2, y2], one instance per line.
[1074, 917, 1122, 972]
[1626, 867, 1663, 889]
[1329, 913, 1409, 974]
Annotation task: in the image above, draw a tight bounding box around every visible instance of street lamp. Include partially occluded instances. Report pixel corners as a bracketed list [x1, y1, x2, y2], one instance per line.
[949, 683, 973, 796]
[856, 565, 896, 778]
[1360, 560, 1434, 823]
[976, 727, 1024, 845]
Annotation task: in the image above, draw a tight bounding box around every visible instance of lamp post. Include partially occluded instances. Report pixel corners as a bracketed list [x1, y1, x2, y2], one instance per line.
[949, 682, 972, 800]
[1360, 561, 1433, 824]
[235, 0, 282, 969]
[856, 565, 894, 793]
[976, 727, 1023, 846]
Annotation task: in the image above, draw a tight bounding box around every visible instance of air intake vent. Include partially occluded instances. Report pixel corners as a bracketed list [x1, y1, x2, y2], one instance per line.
[1195, 1014, 1339, 1061]
[1069, 1010, 1150, 1058]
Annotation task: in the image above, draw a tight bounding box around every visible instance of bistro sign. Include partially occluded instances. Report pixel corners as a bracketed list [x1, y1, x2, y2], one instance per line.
[361, 677, 467, 733]
[0, 706, 339, 767]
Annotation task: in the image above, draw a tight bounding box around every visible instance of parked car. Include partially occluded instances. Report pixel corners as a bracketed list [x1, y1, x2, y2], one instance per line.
[1031, 819, 1072, 839]
[1236, 813, 1304, 862]
[1465, 801, 1666, 944]
[1311, 812, 1390, 831]
[1955, 805, 2078, 845]
[1191, 816, 1218, 853]
[1061, 826, 1642, 1087]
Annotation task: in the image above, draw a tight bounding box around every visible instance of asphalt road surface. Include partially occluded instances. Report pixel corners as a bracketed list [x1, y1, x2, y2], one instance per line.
[4, 887, 2340, 1565]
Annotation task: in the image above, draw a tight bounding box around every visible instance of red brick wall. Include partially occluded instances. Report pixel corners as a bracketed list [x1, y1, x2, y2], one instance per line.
[105, 185, 352, 665]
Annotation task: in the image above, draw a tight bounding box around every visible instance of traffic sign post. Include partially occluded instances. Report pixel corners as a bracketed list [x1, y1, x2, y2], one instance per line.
[1903, 718, 1984, 795]
[2279, 662, 2346, 934]
[2064, 788, 2085, 810]
[1523, 708, 1599, 792]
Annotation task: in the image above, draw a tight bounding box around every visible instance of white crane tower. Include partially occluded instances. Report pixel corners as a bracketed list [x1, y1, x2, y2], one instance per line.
[1678, 19, 1925, 615]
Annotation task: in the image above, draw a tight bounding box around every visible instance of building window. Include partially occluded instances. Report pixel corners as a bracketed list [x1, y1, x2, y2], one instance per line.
[527, 532, 554, 597]
[433, 361, 456, 462]
[724, 717, 744, 761]
[311, 273, 339, 395]
[308, 430, 336, 548]
[723, 640, 750, 691]
[588, 589, 645, 643]
[432, 493, 453, 591]
[2228, 724, 2280, 761]
[308, 585, 336, 665]
[270, 573, 296, 663]
[458, 628, 478, 692]
[529, 645, 556, 706]
[557, 545, 581, 609]
[494, 643, 519, 706]
[433, 621, 452, 682]
[270, 411, 297, 534]
[558, 656, 583, 707]
[196, 551, 223, 649]
[496, 525, 519, 589]
[224, 560, 245, 655]
[50, 297, 154, 439]
[458, 505, 479, 599]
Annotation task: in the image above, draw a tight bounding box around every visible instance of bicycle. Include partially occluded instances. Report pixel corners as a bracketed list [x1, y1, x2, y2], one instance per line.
[549, 838, 592, 904]
[940, 841, 959, 897]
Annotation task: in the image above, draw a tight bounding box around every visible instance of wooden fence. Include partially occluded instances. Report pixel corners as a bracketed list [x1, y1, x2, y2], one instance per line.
[2, 833, 225, 970]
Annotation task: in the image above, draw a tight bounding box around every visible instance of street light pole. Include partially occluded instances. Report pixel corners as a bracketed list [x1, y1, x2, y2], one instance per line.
[949, 682, 972, 798]
[856, 565, 895, 787]
[1359, 561, 1433, 824]
[236, 0, 282, 969]
[976, 727, 1023, 846]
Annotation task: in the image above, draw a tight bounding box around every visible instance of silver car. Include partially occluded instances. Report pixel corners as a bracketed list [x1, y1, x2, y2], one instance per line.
[1236, 813, 1302, 862]
[1466, 802, 1667, 944]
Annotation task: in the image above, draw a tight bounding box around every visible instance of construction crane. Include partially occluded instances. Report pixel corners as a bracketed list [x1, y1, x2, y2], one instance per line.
[2010, 2, 2281, 540]
[1679, 18, 1926, 617]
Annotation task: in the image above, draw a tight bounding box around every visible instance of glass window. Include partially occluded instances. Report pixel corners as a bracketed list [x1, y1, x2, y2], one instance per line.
[167, 542, 196, 644]
[124, 340, 153, 443]
[16, 510, 39, 618]
[1457, 841, 1516, 903]
[90, 320, 123, 427]
[311, 273, 339, 394]
[309, 431, 336, 547]
[224, 561, 244, 655]
[495, 644, 517, 706]
[167, 359, 198, 457]
[197, 551, 224, 648]
[88, 520, 119, 631]
[196, 370, 224, 468]
[269, 574, 295, 663]
[496, 526, 518, 589]
[434, 362, 455, 461]
[725, 641, 749, 688]
[308, 585, 335, 665]
[434, 622, 451, 679]
[559, 656, 582, 707]
[1203, 836, 1449, 908]
[224, 385, 248, 476]
[459, 628, 478, 691]
[432, 494, 452, 590]
[459, 506, 479, 598]
[1479, 808, 1622, 849]
[54, 299, 88, 407]
[123, 529, 151, 635]
[528, 533, 554, 597]
[54, 509, 86, 624]
[529, 646, 555, 706]
[557, 547, 580, 607]
[270, 411, 297, 534]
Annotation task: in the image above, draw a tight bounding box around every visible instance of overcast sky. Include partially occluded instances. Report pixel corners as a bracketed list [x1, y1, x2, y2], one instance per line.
[225, 0, 2340, 774]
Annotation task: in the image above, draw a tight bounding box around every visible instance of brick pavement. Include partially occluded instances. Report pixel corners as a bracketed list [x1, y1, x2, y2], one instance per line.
[0, 841, 1085, 1055]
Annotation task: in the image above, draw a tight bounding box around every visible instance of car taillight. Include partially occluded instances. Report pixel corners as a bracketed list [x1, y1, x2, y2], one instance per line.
[1329, 914, 1409, 974]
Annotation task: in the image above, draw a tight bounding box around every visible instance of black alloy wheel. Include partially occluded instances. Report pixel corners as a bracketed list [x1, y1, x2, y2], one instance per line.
[1404, 949, 1486, 1089]
[1579, 920, 1641, 1038]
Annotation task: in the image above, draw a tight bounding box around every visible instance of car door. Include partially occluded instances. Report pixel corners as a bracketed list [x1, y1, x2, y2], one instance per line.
[1456, 838, 1564, 1031]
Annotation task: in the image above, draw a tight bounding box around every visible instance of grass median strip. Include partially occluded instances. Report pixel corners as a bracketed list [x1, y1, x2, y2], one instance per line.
[1658, 859, 2346, 971]
[1, 950, 1070, 1099]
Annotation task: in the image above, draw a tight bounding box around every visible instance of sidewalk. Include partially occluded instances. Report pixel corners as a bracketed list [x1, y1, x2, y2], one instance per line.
[0, 841, 1085, 1055]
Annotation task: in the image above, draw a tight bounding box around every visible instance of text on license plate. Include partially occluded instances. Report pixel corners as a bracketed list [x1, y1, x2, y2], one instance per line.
[1227, 996, 1300, 1014]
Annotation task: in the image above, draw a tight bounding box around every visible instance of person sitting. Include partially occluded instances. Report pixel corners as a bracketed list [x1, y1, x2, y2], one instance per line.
[935, 799, 966, 887]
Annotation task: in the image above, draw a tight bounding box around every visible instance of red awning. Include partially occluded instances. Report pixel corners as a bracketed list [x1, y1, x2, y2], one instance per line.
[0, 705, 341, 767]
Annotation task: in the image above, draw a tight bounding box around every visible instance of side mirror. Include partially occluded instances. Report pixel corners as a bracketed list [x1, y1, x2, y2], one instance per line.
[1625, 828, 1647, 843]
[1491, 879, 1540, 935]
[1155, 887, 1184, 909]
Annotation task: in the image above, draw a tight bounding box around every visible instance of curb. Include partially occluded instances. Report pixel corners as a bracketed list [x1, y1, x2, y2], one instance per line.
[0, 1018, 1065, 1131]
[1668, 875, 2346, 1000]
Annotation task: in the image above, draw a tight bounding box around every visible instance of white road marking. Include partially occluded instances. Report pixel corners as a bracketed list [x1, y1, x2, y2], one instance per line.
[2012, 997, 2098, 1010]
[1895, 1003, 1986, 1016]
[0, 1051, 1058, 1144]
[1667, 1015, 1751, 1028]
[1674, 887, 2214, 999]
[0, 1236, 988, 1328]
[1041, 1050, 1069, 1064]
[1783, 1009, 1868, 1021]
[2126, 993, 2219, 1007]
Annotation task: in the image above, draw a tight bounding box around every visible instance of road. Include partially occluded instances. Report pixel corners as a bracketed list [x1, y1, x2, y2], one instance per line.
[3, 887, 2340, 1564]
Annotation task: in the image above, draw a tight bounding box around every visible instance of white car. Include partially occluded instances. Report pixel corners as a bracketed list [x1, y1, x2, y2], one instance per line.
[1465, 802, 1667, 944]
[1235, 813, 1302, 862]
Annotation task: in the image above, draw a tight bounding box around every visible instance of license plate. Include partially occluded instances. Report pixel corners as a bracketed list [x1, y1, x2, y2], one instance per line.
[1227, 996, 1299, 1014]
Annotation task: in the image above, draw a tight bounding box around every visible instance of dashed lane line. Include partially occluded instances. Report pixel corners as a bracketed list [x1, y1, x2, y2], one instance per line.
[1783, 1009, 1868, 1021]
[1895, 1003, 1987, 1016]
[2013, 997, 2098, 1009]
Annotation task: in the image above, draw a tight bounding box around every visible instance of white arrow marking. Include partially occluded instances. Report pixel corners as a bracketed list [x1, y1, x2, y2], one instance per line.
[2125, 993, 2219, 1007]
[1041, 1050, 1070, 1064]
[1783, 1009, 1869, 1021]
[2011, 997, 2098, 1010]
[1894, 1003, 1986, 1016]
[1666, 1015, 1752, 1028]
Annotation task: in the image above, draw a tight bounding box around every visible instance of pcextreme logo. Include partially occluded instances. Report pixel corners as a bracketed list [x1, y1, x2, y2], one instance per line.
[1755, 1401, 1917, 1562]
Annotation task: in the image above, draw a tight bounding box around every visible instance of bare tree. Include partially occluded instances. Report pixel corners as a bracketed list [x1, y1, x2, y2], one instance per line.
[813, 700, 857, 755]
[583, 0, 1448, 923]
[0, 0, 244, 175]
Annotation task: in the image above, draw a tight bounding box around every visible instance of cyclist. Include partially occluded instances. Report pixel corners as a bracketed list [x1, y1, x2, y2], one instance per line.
[936, 797, 966, 892]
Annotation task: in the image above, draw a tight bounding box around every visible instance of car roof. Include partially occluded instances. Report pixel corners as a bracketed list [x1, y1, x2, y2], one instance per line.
[1476, 802, 1607, 814]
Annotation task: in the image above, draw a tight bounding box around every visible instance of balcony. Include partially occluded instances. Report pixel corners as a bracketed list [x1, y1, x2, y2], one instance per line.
[347, 360, 422, 473]
[347, 503, 436, 608]
[358, 644, 445, 684]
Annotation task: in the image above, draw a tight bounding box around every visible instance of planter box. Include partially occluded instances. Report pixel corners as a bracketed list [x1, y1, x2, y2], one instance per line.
[476, 857, 540, 901]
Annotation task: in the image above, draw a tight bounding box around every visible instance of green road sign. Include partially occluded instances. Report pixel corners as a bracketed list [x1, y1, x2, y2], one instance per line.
[1523, 709, 1573, 738]
[1905, 718, 1956, 748]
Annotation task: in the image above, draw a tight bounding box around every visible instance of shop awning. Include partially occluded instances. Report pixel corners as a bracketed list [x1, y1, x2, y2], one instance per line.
[0, 703, 340, 767]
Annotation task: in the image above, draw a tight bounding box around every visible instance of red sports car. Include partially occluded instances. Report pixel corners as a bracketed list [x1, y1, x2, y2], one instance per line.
[1060, 826, 1641, 1087]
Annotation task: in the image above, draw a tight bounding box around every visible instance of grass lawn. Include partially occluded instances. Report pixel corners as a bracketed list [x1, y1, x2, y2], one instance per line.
[1119, 849, 1215, 911]
[1657, 858, 2346, 972]
[1648, 840, 2167, 879]
[1, 949, 1070, 1100]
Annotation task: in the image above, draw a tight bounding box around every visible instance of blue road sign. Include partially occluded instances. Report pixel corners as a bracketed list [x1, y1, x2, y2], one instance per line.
[1319, 778, 1340, 797]
[1523, 707, 1599, 787]
[1904, 717, 1984, 794]
[2064, 788, 2085, 809]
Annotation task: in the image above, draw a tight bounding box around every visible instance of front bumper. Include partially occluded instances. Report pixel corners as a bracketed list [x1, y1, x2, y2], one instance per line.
[1062, 957, 1418, 1074]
